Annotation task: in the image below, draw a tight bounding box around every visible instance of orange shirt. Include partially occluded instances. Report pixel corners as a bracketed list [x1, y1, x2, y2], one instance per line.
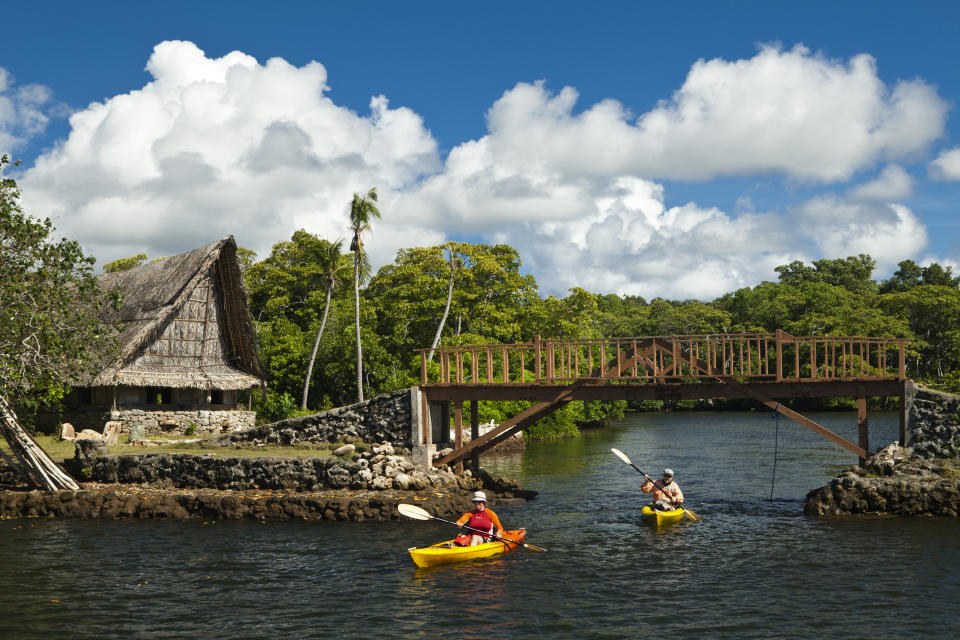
[641, 478, 683, 503]
[456, 507, 504, 533]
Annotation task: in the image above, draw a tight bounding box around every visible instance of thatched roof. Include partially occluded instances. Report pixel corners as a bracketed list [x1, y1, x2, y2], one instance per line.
[85, 236, 265, 390]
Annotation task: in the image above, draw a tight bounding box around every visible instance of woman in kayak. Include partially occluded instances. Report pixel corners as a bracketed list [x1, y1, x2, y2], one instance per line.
[641, 468, 684, 511]
[454, 491, 505, 546]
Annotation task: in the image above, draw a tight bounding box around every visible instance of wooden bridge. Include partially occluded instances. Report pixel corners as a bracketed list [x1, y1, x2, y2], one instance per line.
[413, 330, 911, 470]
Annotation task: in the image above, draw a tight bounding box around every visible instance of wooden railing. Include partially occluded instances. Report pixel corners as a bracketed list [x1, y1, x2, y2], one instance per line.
[417, 330, 909, 386]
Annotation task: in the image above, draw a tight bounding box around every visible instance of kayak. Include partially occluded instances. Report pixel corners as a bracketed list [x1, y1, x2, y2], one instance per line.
[407, 529, 526, 567]
[641, 504, 687, 526]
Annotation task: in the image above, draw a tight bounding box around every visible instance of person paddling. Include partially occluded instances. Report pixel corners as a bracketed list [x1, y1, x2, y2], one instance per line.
[641, 468, 684, 512]
[453, 491, 505, 546]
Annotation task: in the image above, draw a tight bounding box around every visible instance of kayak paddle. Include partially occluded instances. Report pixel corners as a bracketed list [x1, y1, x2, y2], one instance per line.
[397, 503, 547, 552]
[610, 448, 700, 522]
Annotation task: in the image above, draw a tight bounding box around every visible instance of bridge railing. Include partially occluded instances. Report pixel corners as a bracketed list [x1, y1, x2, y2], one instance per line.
[416, 331, 909, 385]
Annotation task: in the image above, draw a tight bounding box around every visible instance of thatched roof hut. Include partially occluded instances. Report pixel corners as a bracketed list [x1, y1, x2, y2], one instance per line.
[87, 236, 264, 391]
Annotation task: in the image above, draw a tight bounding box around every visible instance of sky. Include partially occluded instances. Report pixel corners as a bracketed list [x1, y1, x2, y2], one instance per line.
[3, 1, 960, 300]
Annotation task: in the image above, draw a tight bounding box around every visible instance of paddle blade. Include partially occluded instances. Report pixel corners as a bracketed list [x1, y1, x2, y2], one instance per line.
[610, 447, 632, 465]
[524, 543, 547, 552]
[397, 503, 432, 521]
[683, 508, 701, 522]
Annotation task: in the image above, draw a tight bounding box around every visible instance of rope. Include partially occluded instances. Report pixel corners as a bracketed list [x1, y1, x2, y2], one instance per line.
[770, 403, 780, 501]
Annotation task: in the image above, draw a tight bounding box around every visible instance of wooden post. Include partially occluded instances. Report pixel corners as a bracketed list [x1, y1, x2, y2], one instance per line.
[899, 381, 907, 446]
[420, 352, 427, 385]
[470, 400, 480, 474]
[857, 388, 869, 466]
[535, 335, 542, 381]
[454, 401, 463, 474]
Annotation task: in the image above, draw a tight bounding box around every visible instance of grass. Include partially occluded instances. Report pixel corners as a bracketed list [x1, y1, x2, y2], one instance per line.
[1, 434, 347, 461]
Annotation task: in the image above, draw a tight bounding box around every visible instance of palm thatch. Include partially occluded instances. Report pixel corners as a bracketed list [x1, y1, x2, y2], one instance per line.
[82, 236, 264, 391]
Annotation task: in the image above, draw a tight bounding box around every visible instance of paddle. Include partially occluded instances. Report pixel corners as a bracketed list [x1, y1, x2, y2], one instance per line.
[610, 448, 700, 522]
[397, 503, 547, 552]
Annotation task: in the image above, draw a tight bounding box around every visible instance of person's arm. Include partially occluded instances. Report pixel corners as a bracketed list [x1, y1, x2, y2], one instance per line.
[487, 509, 504, 533]
[640, 476, 654, 494]
[455, 513, 470, 526]
[673, 485, 684, 503]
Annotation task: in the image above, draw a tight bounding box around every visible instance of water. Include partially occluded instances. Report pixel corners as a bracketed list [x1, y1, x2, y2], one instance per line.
[2, 411, 959, 639]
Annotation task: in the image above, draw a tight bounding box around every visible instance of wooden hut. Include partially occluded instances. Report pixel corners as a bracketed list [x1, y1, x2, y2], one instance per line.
[58, 236, 265, 435]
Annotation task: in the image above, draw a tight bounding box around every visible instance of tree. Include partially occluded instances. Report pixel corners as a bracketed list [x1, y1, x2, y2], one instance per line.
[347, 188, 381, 403]
[301, 239, 350, 409]
[428, 243, 460, 362]
[775, 254, 877, 295]
[1, 154, 118, 489]
[879, 259, 959, 293]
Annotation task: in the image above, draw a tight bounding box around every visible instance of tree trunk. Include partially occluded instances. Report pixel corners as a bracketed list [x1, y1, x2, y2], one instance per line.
[427, 249, 456, 363]
[0, 394, 79, 490]
[301, 285, 333, 409]
[354, 256, 365, 403]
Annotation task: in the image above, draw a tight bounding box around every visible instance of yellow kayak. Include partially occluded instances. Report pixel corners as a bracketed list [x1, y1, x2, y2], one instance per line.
[408, 529, 526, 567]
[641, 505, 687, 526]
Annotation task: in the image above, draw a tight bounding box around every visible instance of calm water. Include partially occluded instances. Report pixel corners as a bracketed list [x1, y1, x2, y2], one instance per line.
[2, 411, 959, 639]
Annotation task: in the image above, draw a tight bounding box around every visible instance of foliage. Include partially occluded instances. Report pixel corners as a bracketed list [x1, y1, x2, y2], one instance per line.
[0, 155, 119, 423]
[102, 253, 147, 272]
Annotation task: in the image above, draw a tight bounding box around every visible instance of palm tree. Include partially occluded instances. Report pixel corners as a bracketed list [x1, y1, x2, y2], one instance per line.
[301, 239, 348, 409]
[347, 188, 381, 403]
[428, 243, 460, 362]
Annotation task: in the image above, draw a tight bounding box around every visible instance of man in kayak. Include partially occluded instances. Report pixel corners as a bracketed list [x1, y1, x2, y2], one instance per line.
[641, 468, 684, 512]
[453, 491, 505, 546]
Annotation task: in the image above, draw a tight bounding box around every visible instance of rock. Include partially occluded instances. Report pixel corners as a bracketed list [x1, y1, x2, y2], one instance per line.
[76, 429, 103, 440]
[102, 421, 122, 446]
[333, 444, 356, 456]
[129, 425, 145, 443]
[58, 423, 76, 441]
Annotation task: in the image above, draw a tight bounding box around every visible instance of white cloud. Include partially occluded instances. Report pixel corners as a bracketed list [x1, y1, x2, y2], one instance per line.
[21, 41, 441, 266]
[848, 164, 914, 200]
[930, 147, 960, 180]
[0, 66, 58, 154]
[470, 44, 947, 183]
[19, 41, 942, 300]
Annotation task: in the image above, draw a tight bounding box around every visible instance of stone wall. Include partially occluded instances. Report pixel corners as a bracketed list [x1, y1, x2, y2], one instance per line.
[68, 439, 462, 492]
[905, 383, 960, 459]
[49, 407, 256, 436]
[208, 388, 417, 450]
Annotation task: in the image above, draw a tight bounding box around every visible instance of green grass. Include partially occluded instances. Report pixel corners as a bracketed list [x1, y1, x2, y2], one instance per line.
[1, 434, 346, 460]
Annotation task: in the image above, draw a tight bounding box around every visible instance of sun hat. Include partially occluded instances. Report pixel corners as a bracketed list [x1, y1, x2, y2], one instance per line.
[472, 491, 487, 502]
[663, 469, 674, 477]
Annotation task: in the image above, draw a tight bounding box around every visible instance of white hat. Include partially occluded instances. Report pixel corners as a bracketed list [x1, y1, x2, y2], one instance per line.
[663, 469, 674, 477]
[472, 491, 487, 502]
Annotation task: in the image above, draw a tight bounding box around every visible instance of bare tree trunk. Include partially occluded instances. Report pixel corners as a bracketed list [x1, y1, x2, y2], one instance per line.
[354, 257, 365, 403]
[428, 249, 457, 363]
[0, 394, 79, 490]
[301, 285, 333, 409]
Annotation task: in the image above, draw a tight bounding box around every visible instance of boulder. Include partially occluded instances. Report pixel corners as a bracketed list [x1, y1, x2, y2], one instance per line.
[76, 429, 103, 441]
[58, 423, 76, 441]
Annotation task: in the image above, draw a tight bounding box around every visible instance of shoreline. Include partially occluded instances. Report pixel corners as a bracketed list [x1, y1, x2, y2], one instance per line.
[0, 482, 536, 522]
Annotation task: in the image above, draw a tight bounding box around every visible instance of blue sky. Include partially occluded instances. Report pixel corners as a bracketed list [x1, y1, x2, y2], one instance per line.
[3, 1, 960, 299]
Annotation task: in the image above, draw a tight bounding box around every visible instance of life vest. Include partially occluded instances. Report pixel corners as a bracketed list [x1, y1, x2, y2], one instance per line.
[455, 509, 495, 545]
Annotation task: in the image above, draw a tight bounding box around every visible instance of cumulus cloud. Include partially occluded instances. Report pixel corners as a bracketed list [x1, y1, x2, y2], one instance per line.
[471, 44, 947, 183]
[0, 66, 58, 154]
[19, 41, 943, 299]
[848, 164, 914, 200]
[22, 41, 442, 264]
[930, 148, 960, 180]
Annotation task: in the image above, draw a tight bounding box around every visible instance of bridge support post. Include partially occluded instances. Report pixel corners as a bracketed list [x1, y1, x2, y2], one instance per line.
[470, 400, 480, 475]
[857, 387, 869, 466]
